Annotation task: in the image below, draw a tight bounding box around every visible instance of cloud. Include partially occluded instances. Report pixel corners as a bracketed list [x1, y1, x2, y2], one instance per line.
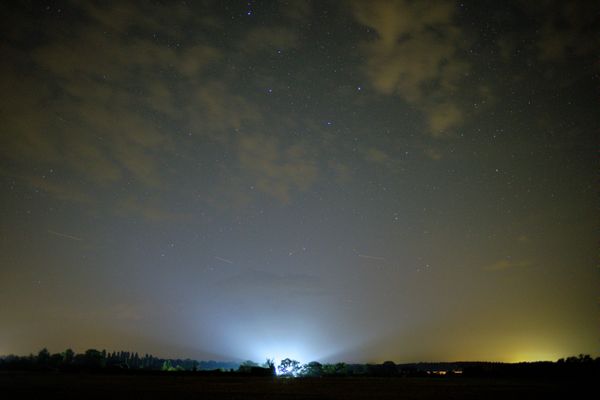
[329, 161, 353, 184]
[0, 3, 223, 206]
[351, 0, 469, 136]
[424, 148, 443, 161]
[427, 102, 464, 136]
[186, 81, 262, 141]
[18, 174, 94, 204]
[483, 259, 530, 272]
[0, 3, 324, 215]
[517, 235, 530, 243]
[236, 134, 318, 203]
[364, 148, 391, 165]
[522, 1, 600, 62]
[240, 26, 300, 53]
[116, 196, 191, 223]
[201, 132, 319, 209]
[218, 269, 325, 298]
[279, 0, 313, 21]
[113, 303, 144, 322]
[1, 3, 320, 216]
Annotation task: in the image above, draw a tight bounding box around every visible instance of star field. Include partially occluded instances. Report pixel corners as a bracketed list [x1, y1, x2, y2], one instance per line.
[0, 1, 598, 363]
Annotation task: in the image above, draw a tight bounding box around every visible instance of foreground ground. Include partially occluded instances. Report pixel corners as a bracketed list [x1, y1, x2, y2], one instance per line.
[0, 372, 593, 399]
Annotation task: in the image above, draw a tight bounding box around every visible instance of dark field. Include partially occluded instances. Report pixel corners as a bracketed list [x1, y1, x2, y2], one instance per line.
[0, 372, 593, 399]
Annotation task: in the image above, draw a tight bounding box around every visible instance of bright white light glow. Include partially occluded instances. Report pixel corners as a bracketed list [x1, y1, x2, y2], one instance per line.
[220, 320, 322, 367]
[212, 313, 365, 366]
[258, 343, 308, 370]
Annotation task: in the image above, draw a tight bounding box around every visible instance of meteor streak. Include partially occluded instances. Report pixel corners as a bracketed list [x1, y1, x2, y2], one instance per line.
[47, 230, 82, 241]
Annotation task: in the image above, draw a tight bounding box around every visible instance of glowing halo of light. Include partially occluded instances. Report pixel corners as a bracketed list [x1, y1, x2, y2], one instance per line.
[216, 316, 332, 367]
[254, 342, 310, 370]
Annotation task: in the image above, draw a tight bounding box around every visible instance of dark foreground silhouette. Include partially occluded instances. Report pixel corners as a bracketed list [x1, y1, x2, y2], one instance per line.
[1, 371, 596, 400]
[1, 349, 598, 399]
[2, 348, 599, 379]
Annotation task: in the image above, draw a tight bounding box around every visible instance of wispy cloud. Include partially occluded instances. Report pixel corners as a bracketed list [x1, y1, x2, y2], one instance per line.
[0, 3, 323, 218]
[218, 269, 326, 297]
[351, 0, 470, 136]
[483, 259, 530, 272]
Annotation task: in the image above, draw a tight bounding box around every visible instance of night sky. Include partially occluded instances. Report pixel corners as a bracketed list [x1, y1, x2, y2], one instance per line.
[1, 1, 598, 364]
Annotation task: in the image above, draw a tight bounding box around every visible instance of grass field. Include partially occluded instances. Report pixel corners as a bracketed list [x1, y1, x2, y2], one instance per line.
[0, 372, 592, 399]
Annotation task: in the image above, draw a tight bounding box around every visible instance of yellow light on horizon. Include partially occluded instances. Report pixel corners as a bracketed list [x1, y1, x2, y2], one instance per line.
[506, 349, 560, 363]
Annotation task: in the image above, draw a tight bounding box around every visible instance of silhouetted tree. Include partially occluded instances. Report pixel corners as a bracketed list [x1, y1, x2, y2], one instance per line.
[81, 349, 105, 369]
[37, 348, 50, 367]
[264, 358, 276, 375]
[301, 361, 323, 377]
[49, 353, 63, 369]
[323, 362, 349, 376]
[278, 358, 301, 376]
[381, 360, 398, 376]
[62, 348, 74, 364]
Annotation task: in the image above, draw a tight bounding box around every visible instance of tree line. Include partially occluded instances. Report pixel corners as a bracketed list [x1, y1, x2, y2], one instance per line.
[1, 349, 598, 378]
[0, 348, 237, 372]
